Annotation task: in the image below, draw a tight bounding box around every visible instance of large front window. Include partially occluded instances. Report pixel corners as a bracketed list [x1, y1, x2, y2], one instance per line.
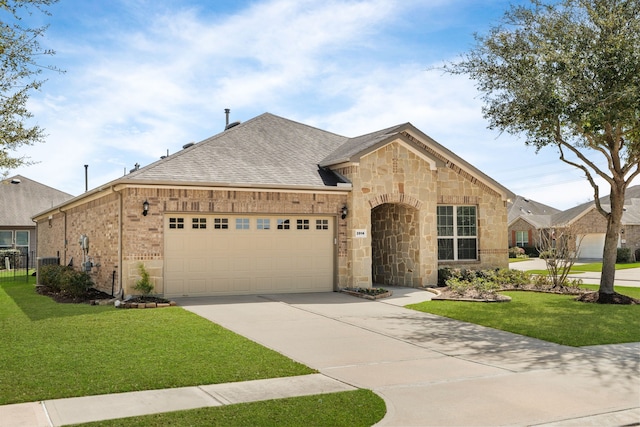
[437, 206, 478, 261]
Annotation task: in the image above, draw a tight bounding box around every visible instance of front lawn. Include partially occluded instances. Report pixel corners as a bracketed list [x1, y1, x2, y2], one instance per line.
[75, 390, 386, 427]
[525, 261, 640, 275]
[0, 278, 313, 405]
[408, 285, 640, 347]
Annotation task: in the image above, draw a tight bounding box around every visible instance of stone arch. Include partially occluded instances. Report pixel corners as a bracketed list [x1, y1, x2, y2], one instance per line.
[371, 202, 421, 287]
[369, 193, 422, 210]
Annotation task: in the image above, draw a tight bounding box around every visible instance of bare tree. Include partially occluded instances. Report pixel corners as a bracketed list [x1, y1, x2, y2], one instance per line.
[537, 225, 584, 290]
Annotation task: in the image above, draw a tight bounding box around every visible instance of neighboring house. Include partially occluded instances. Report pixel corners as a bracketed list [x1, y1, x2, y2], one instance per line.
[0, 175, 74, 261]
[508, 185, 640, 260]
[507, 196, 561, 253]
[33, 113, 510, 298]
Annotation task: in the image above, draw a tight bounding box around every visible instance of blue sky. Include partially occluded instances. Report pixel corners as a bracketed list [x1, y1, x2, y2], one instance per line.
[9, 0, 628, 210]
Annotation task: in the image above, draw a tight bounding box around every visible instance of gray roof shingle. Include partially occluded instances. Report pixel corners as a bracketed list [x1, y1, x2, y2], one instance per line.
[123, 113, 349, 188]
[1, 175, 74, 226]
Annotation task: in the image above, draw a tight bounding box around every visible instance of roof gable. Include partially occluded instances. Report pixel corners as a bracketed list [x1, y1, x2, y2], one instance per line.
[1, 175, 74, 226]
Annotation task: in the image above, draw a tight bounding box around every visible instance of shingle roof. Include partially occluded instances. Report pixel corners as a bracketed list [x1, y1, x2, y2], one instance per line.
[508, 195, 561, 224]
[319, 123, 407, 166]
[123, 113, 349, 188]
[552, 185, 640, 226]
[512, 185, 640, 229]
[1, 175, 74, 226]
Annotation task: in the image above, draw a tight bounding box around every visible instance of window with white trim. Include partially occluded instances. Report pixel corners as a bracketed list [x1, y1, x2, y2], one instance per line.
[15, 231, 29, 254]
[437, 206, 477, 261]
[169, 218, 184, 229]
[192, 218, 207, 229]
[0, 231, 12, 249]
[257, 218, 270, 230]
[296, 219, 309, 230]
[236, 218, 250, 230]
[316, 219, 329, 230]
[516, 231, 528, 247]
[277, 219, 290, 230]
[214, 218, 229, 229]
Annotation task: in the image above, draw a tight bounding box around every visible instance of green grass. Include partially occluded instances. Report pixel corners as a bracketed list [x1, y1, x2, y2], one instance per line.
[526, 261, 640, 275]
[74, 390, 386, 427]
[408, 286, 640, 347]
[571, 262, 640, 272]
[0, 278, 314, 405]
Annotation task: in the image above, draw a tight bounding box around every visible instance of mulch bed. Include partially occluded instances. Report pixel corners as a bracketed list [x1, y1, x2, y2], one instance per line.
[36, 285, 114, 304]
[576, 291, 639, 305]
[35, 285, 173, 306]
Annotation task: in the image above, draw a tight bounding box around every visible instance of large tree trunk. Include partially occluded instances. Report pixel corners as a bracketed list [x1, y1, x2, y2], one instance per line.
[598, 183, 625, 300]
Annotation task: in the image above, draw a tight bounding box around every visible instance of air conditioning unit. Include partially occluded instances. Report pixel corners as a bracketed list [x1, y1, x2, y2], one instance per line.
[36, 257, 60, 286]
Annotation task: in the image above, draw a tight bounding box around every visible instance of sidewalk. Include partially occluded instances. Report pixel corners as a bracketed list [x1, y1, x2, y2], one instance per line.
[509, 258, 640, 287]
[0, 374, 355, 426]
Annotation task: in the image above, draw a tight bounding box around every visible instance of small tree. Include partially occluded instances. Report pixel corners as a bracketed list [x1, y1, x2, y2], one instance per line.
[134, 263, 154, 295]
[537, 225, 584, 290]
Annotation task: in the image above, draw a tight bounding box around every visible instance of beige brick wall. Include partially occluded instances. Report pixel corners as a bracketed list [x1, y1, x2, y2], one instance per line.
[39, 187, 348, 295]
[572, 209, 608, 234]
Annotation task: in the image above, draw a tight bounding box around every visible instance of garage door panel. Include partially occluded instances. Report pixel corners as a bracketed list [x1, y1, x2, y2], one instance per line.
[164, 215, 334, 297]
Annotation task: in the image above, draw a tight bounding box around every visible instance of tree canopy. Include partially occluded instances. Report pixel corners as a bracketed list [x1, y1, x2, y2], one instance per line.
[446, 0, 640, 300]
[1, 0, 59, 173]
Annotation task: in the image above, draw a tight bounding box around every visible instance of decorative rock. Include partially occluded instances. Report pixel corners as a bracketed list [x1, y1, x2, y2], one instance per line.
[145, 302, 157, 308]
[169, 301, 177, 306]
[157, 303, 170, 308]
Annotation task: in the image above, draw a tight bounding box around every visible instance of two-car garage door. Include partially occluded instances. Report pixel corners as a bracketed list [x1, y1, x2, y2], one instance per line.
[164, 214, 335, 297]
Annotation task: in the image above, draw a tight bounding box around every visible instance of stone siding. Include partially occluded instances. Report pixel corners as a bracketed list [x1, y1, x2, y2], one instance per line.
[337, 140, 507, 288]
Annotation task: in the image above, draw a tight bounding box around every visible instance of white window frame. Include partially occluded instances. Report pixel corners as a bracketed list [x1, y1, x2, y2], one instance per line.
[437, 205, 478, 261]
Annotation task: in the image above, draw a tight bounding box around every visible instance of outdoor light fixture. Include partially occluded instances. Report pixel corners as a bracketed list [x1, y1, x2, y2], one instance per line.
[341, 205, 348, 220]
[142, 200, 149, 216]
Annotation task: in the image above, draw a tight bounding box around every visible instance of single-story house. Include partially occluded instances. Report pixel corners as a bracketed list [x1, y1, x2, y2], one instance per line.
[507, 196, 560, 254]
[34, 113, 510, 297]
[1, 175, 73, 262]
[508, 185, 640, 260]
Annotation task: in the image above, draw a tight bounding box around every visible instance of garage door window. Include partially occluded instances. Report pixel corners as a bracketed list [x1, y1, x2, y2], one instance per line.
[192, 218, 207, 229]
[236, 218, 250, 230]
[316, 219, 329, 230]
[257, 218, 270, 230]
[169, 218, 184, 229]
[214, 218, 229, 229]
[296, 219, 309, 230]
[277, 219, 290, 230]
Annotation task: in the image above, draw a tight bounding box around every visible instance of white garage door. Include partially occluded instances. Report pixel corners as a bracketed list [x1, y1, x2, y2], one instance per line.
[577, 233, 605, 259]
[164, 214, 335, 297]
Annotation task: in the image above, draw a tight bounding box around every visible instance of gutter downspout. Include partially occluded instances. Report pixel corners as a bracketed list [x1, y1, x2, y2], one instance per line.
[59, 208, 67, 265]
[114, 186, 124, 298]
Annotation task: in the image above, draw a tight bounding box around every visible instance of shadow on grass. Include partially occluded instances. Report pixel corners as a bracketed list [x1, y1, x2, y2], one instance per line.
[1, 280, 108, 321]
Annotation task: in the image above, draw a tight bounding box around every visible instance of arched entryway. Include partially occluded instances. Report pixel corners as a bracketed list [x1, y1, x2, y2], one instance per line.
[371, 203, 420, 287]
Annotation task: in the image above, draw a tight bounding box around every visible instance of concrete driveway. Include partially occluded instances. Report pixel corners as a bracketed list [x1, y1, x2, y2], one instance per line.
[178, 289, 640, 426]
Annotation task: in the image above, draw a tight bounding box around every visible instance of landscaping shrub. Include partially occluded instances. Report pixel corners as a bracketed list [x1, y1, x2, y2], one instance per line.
[38, 265, 67, 292]
[38, 265, 93, 297]
[437, 267, 453, 287]
[60, 269, 94, 297]
[134, 263, 154, 295]
[494, 268, 530, 288]
[446, 275, 500, 299]
[508, 247, 524, 258]
[617, 247, 632, 263]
